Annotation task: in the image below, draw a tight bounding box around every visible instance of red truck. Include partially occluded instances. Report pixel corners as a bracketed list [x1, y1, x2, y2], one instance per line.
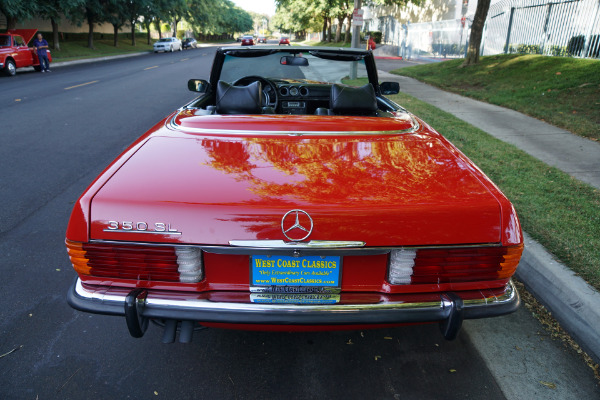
[0, 29, 52, 76]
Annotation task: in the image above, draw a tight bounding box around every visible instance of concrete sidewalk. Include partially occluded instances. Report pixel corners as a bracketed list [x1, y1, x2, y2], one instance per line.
[379, 69, 600, 365]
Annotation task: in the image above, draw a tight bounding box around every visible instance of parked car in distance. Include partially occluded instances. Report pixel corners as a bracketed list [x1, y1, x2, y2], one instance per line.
[182, 38, 197, 49]
[241, 35, 254, 46]
[66, 46, 524, 344]
[0, 29, 52, 76]
[153, 37, 182, 53]
[257, 36, 267, 43]
[279, 36, 291, 46]
[236, 36, 242, 42]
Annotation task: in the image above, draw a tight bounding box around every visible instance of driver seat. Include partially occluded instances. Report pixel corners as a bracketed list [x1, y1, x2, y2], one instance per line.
[216, 80, 264, 115]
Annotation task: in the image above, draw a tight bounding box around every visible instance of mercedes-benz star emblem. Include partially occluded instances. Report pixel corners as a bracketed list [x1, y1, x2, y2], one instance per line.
[281, 209, 313, 242]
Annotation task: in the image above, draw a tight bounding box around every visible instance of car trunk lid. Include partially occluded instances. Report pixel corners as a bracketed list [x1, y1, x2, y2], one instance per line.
[90, 133, 502, 246]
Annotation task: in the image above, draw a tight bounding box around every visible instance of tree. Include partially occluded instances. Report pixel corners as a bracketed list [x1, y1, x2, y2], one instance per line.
[334, 1, 352, 42]
[462, 0, 491, 66]
[125, 0, 150, 46]
[36, 0, 84, 50]
[163, 0, 188, 37]
[274, 0, 413, 43]
[0, 0, 37, 30]
[274, 0, 327, 40]
[105, 0, 128, 47]
[141, 2, 160, 44]
[68, 0, 110, 49]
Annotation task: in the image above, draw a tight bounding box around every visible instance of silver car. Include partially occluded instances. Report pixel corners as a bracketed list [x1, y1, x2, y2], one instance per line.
[153, 37, 182, 53]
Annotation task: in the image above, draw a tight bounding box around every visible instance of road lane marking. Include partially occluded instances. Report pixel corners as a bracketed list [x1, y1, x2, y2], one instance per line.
[180, 58, 189, 61]
[64, 80, 99, 90]
[144, 65, 158, 70]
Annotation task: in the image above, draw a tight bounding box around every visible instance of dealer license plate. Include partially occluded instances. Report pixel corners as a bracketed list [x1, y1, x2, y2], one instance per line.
[250, 293, 341, 304]
[250, 255, 341, 289]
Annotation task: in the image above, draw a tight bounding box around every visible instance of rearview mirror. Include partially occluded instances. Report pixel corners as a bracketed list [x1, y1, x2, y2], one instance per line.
[188, 79, 210, 93]
[280, 56, 309, 66]
[380, 81, 400, 95]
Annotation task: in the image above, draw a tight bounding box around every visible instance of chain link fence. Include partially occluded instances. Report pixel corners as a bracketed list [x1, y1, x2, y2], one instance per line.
[367, 0, 600, 59]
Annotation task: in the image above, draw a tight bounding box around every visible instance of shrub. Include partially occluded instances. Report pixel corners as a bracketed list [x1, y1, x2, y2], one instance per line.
[508, 44, 542, 55]
[567, 35, 585, 56]
[548, 45, 568, 57]
[364, 31, 382, 44]
[586, 34, 600, 58]
[433, 43, 465, 56]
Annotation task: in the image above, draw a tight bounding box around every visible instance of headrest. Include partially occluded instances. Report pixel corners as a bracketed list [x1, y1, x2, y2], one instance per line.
[330, 83, 378, 115]
[216, 80, 263, 115]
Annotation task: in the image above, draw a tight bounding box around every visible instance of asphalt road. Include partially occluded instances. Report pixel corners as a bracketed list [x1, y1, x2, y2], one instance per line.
[0, 46, 597, 400]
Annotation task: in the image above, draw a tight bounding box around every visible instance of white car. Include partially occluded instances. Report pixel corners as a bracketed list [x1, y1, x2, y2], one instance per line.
[153, 37, 182, 53]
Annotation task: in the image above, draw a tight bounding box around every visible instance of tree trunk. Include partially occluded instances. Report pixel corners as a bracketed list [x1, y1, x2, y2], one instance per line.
[344, 14, 352, 44]
[154, 20, 162, 39]
[335, 15, 344, 42]
[462, 0, 491, 66]
[145, 22, 151, 45]
[327, 17, 332, 42]
[321, 13, 327, 42]
[173, 18, 179, 37]
[7, 16, 16, 30]
[51, 17, 60, 50]
[87, 17, 95, 49]
[113, 25, 119, 47]
[131, 22, 136, 46]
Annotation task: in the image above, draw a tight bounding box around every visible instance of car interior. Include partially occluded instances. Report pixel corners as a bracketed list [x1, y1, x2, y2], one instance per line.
[192, 78, 395, 117]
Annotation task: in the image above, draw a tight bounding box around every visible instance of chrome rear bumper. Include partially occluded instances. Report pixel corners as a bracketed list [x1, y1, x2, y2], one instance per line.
[68, 278, 519, 332]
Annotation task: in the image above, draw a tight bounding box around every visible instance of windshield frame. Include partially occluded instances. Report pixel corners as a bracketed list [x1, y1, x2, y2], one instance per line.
[209, 46, 380, 93]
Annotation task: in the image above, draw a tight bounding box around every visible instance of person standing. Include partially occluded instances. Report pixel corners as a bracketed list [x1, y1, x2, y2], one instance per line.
[32, 33, 50, 73]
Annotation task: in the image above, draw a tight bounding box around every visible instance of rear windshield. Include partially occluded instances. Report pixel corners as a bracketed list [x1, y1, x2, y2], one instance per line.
[0, 35, 10, 47]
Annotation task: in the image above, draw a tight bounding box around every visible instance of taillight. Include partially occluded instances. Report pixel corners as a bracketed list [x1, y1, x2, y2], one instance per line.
[66, 240, 90, 275]
[388, 244, 523, 285]
[65, 240, 204, 283]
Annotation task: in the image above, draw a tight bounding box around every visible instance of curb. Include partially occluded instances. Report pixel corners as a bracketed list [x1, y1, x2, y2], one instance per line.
[51, 51, 151, 68]
[375, 56, 403, 60]
[21, 44, 220, 72]
[515, 233, 600, 364]
[19, 51, 152, 72]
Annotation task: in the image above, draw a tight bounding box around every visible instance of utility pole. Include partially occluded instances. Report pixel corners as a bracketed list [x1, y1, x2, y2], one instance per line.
[351, 0, 362, 49]
[350, 0, 362, 79]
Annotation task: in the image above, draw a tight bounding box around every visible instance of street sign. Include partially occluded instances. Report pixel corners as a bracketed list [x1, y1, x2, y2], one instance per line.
[352, 8, 364, 27]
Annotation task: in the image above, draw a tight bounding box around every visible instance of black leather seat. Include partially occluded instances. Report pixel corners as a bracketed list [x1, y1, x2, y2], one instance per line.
[216, 80, 264, 115]
[330, 83, 378, 116]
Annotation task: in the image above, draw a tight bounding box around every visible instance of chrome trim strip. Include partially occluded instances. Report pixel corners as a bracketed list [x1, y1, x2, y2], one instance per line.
[166, 113, 421, 136]
[68, 278, 519, 324]
[229, 240, 366, 248]
[87, 239, 501, 256]
[89, 239, 500, 251]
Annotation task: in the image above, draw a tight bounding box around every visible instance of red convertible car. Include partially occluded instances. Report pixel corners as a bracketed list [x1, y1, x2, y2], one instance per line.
[66, 47, 523, 343]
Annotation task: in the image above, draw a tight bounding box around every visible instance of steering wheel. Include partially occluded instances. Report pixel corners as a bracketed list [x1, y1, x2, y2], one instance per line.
[232, 75, 278, 109]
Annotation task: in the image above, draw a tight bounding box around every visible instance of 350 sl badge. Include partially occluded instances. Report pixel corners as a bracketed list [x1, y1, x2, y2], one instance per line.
[103, 221, 182, 235]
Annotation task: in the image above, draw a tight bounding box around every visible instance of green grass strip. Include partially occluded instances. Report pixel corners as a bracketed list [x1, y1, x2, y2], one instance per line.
[303, 40, 352, 48]
[49, 39, 154, 62]
[388, 92, 600, 290]
[391, 54, 600, 141]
